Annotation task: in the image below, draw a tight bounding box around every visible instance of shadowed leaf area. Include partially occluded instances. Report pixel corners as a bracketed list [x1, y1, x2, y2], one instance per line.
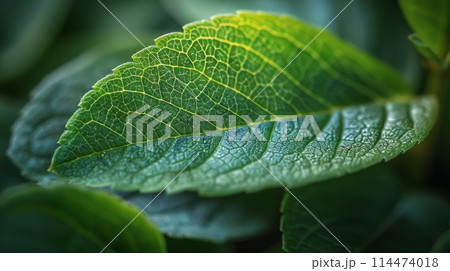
[281, 166, 450, 252]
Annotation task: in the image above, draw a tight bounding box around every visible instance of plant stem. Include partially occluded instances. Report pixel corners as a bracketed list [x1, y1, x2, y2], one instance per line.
[409, 60, 449, 184]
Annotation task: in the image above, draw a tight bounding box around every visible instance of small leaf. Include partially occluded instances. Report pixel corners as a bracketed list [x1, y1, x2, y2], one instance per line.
[444, 51, 450, 68]
[399, 0, 450, 59]
[50, 12, 437, 196]
[0, 185, 166, 252]
[408, 34, 442, 65]
[124, 189, 282, 242]
[281, 166, 450, 252]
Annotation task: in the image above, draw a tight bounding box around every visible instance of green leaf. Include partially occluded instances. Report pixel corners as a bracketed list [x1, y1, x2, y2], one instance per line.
[364, 193, 450, 252]
[125, 189, 282, 242]
[281, 166, 450, 252]
[408, 34, 442, 65]
[0, 185, 166, 252]
[8, 44, 140, 184]
[50, 12, 437, 196]
[399, 0, 450, 59]
[7, 42, 281, 242]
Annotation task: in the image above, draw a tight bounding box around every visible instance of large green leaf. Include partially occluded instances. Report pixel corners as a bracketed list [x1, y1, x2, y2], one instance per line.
[399, 0, 450, 60]
[8, 44, 282, 242]
[50, 12, 437, 196]
[281, 166, 450, 252]
[0, 185, 166, 252]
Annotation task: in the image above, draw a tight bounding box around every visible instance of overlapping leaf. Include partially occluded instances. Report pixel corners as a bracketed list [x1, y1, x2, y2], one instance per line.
[281, 166, 450, 252]
[8, 45, 281, 242]
[125, 189, 281, 242]
[8, 43, 139, 184]
[399, 0, 450, 62]
[51, 12, 437, 195]
[0, 185, 166, 252]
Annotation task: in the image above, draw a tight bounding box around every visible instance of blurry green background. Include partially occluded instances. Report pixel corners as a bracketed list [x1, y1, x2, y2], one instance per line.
[0, 0, 448, 252]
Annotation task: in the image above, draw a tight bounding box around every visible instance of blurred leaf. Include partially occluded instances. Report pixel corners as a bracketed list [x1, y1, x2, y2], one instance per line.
[281, 166, 400, 252]
[0, 185, 166, 252]
[399, 0, 450, 60]
[66, 0, 168, 35]
[408, 34, 442, 66]
[125, 189, 282, 242]
[432, 230, 450, 252]
[264, 242, 284, 253]
[50, 12, 436, 196]
[444, 52, 450, 68]
[0, 0, 71, 81]
[281, 166, 450, 252]
[8, 43, 141, 184]
[364, 193, 450, 252]
[0, 98, 26, 191]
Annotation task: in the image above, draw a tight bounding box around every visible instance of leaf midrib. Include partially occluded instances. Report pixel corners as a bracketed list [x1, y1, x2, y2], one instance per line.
[51, 93, 412, 170]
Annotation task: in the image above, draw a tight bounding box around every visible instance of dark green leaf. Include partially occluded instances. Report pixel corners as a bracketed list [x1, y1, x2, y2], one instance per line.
[0, 185, 166, 252]
[364, 193, 450, 252]
[281, 166, 450, 252]
[125, 189, 282, 242]
[0, 98, 26, 191]
[50, 12, 437, 196]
